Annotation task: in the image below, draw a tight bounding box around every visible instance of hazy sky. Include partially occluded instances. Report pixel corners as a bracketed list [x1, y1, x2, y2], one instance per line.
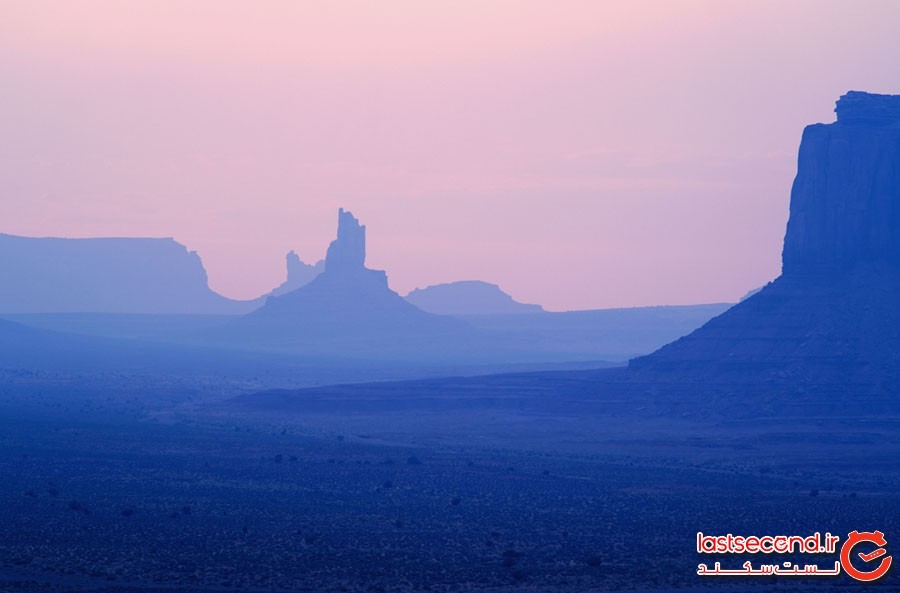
[2, 1, 900, 310]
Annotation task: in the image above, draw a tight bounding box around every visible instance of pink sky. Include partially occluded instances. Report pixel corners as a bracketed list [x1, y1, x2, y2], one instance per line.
[2, 1, 899, 310]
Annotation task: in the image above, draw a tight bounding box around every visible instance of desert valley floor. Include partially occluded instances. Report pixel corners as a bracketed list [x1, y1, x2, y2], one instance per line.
[1, 369, 898, 592]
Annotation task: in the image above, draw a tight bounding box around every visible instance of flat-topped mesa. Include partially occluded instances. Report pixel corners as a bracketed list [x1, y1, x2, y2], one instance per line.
[0, 234, 258, 314]
[325, 208, 366, 272]
[781, 91, 900, 277]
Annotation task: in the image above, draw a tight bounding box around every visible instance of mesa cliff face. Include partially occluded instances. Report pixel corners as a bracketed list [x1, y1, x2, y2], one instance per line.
[782, 91, 900, 276]
[628, 92, 900, 415]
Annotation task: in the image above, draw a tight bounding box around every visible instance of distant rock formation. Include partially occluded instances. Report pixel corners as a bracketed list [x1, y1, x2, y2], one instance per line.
[0, 234, 259, 314]
[325, 208, 367, 272]
[406, 281, 544, 315]
[221, 209, 471, 358]
[629, 91, 900, 415]
[266, 251, 324, 298]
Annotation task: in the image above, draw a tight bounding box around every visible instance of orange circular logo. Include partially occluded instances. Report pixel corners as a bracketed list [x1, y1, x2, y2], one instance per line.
[841, 530, 892, 582]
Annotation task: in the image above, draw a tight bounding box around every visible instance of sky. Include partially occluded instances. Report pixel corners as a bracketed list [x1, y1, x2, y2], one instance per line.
[2, 1, 900, 310]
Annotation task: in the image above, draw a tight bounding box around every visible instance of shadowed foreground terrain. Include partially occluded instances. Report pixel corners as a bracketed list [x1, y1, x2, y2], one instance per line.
[2, 369, 899, 592]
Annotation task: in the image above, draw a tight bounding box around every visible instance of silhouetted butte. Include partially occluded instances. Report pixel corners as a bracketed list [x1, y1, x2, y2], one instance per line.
[219, 208, 472, 358]
[626, 91, 900, 416]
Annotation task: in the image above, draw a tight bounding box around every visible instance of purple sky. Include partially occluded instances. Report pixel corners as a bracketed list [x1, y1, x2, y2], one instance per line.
[2, 1, 900, 310]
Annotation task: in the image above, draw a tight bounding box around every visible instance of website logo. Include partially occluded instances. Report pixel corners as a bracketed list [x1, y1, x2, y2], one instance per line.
[696, 530, 891, 581]
[840, 530, 892, 582]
